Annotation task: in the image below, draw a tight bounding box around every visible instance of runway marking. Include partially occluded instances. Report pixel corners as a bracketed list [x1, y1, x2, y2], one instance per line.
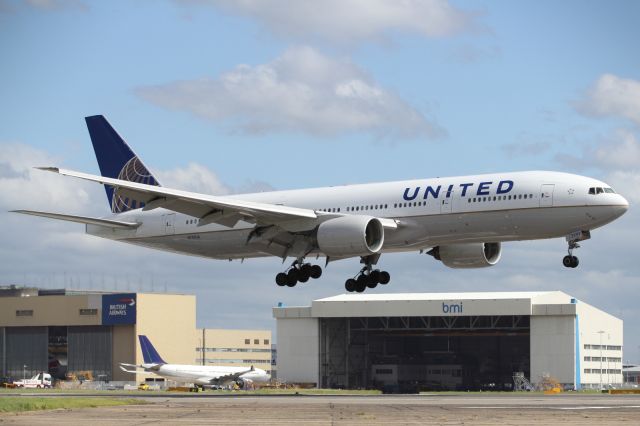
[555, 405, 640, 410]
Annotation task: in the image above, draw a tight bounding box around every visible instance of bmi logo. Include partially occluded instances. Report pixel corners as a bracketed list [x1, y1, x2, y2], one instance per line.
[442, 302, 463, 314]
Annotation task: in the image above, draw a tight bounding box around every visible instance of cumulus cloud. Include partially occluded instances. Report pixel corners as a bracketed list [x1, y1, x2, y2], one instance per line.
[179, 0, 476, 44]
[575, 73, 640, 126]
[136, 46, 444, 140]
[555, 129, 640, 172]
[157, 162, 230, 195]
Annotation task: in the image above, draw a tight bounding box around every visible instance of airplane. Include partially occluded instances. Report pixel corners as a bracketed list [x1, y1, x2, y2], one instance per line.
[119, 335, 271, 388]
[12, 116, 629, 293]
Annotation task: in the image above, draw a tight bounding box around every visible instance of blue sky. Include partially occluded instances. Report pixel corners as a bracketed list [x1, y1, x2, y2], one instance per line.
[2, 1, 640, 363]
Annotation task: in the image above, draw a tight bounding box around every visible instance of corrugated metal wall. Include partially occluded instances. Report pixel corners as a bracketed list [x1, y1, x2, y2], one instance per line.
[5, 326, 48, 378]
[68, 326, 112, 380]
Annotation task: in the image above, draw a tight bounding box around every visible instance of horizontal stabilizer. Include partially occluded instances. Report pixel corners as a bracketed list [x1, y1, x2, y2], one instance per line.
[11, 210, 140, 229]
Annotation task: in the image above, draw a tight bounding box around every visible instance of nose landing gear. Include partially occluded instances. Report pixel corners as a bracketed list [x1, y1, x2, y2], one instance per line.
[275, 260, 322, 287]
[562, 230, 590, 268]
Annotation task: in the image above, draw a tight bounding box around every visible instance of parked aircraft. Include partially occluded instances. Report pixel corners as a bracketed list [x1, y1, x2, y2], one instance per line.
[13, 116, 629, 292]
[119, 335, 270, 388]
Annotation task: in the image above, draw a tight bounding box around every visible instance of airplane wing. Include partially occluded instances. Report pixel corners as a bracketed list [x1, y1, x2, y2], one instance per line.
[36, 167, 399, 231]
[205, 366, 255, 385]
[12, 210, 141, 229]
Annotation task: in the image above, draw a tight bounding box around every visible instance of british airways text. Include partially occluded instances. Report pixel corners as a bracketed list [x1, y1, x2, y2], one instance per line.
[403, 180, 514, 201]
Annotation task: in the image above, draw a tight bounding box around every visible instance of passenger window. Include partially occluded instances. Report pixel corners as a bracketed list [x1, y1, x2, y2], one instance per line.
[468, 198, 471, 203]
[508, 195, 512, 200]
[518, 194, 522, 199]
[384, 204, 388, 208]
[523, 194, 527, 199]
[493, 196, 496, 201]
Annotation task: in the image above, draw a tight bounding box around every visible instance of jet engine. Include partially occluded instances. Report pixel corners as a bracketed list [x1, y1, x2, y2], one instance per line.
[316, 216, 384, 257]
[427, 242, 502, 268]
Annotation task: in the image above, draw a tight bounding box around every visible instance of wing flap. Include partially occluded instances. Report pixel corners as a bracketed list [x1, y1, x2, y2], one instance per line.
[12, 210, 140, 229]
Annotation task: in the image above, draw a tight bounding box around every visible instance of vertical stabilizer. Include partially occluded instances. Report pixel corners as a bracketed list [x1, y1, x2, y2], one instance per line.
[85, 115, 160, 213]
[138, 335, 167, 365]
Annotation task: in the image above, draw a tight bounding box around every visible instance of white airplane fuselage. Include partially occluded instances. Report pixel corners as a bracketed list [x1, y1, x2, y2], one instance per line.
[142, 364, 270, 386]
[89, 171, 628, 260]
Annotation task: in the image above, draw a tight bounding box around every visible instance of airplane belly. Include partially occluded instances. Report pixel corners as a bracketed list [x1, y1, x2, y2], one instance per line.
[124, 229, 272, 260]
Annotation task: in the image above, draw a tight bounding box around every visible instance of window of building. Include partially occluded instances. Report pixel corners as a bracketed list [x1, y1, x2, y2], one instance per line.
[264, 339, 269, 345]
[79, 308, 97, 316]
[16, 309, 33, 317]
[254, 339, 259, 344]
[244, 339, 250, 344]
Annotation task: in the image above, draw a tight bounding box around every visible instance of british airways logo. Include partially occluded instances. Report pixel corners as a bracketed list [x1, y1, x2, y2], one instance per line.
[403, 180, 514, 201]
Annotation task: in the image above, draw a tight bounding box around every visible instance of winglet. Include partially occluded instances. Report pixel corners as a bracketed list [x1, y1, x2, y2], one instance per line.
[35, 166, 60, 173]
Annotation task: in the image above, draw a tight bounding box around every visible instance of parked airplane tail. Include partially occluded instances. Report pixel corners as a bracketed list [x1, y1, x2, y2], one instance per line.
[85, 115, 161, 213]
[138, 335, 167, 365]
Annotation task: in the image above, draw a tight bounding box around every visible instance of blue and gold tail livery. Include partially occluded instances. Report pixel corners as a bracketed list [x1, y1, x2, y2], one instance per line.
[85, 115, 161, 213]
[138, 335, 167, 365]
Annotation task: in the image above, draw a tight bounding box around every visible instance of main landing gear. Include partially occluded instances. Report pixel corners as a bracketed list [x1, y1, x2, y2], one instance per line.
[345, 254, 390, 293]
[275, 260, 322, 287]
[562, 230, 590, 269]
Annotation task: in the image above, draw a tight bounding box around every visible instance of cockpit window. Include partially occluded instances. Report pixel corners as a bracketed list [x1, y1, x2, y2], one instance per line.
[604, 187, 615, 193]
[596, 187, 604, 194]
[588, 187, 595, 195]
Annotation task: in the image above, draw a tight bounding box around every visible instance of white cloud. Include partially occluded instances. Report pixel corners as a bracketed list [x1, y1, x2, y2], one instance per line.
[157, 162, 230, 195]
[555, 129, 640, 172]
[575, 73, 640, 126]
[180, 0, 476, 44]
[136, 46, 444, 140]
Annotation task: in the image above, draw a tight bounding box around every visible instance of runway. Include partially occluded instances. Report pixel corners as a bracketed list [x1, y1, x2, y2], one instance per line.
[2, 393, 640, 425]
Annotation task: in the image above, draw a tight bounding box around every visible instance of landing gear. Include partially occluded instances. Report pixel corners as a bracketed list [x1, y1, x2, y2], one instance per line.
[562, 255, 579, 268]
[562, 230, 590, 269]
[344, 254, 390, 293]
[275, 259, 322, 287]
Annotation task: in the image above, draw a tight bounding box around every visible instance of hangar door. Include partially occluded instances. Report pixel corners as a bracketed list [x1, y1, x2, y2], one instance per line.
[320, 316, 530, 392]
[4, 327, 48, 378]
[68, 326, 113, 380]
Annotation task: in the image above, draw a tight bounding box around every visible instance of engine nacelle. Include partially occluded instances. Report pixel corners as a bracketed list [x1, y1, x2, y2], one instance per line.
[428, 242, 501, 269]
[316, 216, 384, 257]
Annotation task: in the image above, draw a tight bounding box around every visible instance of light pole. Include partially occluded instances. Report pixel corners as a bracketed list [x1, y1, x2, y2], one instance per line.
[23, 364, 27, 380]
[597, 330, 605, 390]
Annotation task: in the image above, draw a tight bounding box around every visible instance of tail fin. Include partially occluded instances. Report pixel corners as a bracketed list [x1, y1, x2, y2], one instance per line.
[138, 335, 167, 365]
[85, 115, 161, 213]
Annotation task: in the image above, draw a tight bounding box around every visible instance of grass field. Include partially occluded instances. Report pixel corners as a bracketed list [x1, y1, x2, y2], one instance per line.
[0, 397, 143, 413]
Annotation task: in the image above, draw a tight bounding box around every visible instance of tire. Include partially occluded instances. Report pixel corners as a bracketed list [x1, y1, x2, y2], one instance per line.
[571, 256, 579, 268]
[298, 268, 311, 283]
[355, 281, 366, 292]
[370, 270, 381, 284]
[366, 276, 378, 288]
[562, 255, 572, 268]
[345, 279, 356, 292]
[379, 271, 390, 284]
[310, 265, 322, 279]
[275, 273, 288, 286]
[286, 269, 298, 287]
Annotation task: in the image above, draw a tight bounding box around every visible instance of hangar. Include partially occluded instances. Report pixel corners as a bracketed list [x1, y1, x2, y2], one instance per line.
[274, 291, 623, 391]
[0, 286, 273, 384]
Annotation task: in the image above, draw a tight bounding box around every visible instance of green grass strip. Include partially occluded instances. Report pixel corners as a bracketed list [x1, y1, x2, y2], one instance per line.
[0, 397, 143, 413]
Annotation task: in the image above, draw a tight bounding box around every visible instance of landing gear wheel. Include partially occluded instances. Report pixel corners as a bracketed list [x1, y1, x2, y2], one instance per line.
[379, 271, 390, 284]
[298, 266, 311, 283]
[310, 265, 322, 279]
[286, 269, 298, 286]
[563, 255, 579, 268]
[355, 275, 368, 292]
[366, 278, 378, 289]
[369, 270, 381, 284]
[275, 272, 288, 286]
[345, 279, 356, 292]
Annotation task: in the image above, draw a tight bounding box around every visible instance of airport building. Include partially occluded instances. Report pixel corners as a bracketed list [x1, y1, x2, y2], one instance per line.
[195, 328, 274, 377]
[274, 291, 623, 391]
[0, 286, 272, 383]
